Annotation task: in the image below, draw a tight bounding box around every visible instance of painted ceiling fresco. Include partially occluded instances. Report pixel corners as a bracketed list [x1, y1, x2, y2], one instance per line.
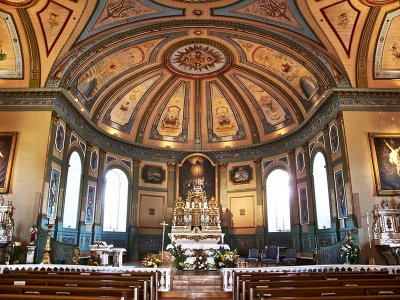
[0, 0, 399, 150]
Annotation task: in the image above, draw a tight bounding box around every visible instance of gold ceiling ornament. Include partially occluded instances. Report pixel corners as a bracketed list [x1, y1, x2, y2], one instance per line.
[164, 40, 232, 78]
[359, 0, 398, 5]
[0, 0, 37, 7]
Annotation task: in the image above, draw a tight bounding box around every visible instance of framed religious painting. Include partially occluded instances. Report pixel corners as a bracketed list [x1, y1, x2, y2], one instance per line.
[369, 133, 400, 195]
[298, 186, 309, 224]
[230, 165, 253, 184]
[47, 168, 61, 219]
[141, 165, 165, 184]
[0, 132, 17, 193]
[334, 169, 347, 219]
[85, 185, 96, 225]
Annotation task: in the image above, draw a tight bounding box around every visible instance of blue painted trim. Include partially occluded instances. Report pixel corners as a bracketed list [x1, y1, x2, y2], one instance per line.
[212, 0, 319, 43]
[77, 0, 183, 42]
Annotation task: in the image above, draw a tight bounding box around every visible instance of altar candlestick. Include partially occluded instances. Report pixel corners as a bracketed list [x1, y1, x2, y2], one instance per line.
[160, 221, 168, 263]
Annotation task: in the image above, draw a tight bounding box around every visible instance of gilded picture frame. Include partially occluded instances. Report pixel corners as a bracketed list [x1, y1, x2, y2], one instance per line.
[0, 132, 17, 194]
[369, 133, 400, 195]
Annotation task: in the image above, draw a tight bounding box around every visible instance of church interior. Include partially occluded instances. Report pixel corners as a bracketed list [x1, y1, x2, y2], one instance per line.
[1, 0, 400, 298]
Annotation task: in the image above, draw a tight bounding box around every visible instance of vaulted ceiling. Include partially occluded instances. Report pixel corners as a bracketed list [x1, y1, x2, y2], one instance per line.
[1, 0, 399, 152]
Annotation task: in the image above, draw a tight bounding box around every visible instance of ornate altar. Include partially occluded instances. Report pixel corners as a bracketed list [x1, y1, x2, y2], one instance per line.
[169, 177, 225, 249]
[372, 200, 400, 264]
[0, 197, 14, 245]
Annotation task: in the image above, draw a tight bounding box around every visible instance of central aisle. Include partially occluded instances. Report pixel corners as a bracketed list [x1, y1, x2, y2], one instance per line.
[159, 269, 232, 299]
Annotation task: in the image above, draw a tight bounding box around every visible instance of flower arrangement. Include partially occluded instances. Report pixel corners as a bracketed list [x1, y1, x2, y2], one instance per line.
[87, 251, 102, 266]
[213, 248, 238, 269]
[168, 243, 187, 270]
[193, 249, 209, 270]
[143, 254, 162, 268]
[340, 232, 361, 264]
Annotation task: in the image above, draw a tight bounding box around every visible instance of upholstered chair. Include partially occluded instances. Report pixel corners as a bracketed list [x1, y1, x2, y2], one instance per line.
[281, 248, 297, 266]
[261, 245, 279, 266]
[244, 248, 259, 267]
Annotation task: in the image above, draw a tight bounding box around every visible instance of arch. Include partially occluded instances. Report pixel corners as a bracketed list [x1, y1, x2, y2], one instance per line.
[265, 167, 291, 232]
[312, 150, 332, 229]
[63, 150, 83, 229]
[102, 167, 129, 232]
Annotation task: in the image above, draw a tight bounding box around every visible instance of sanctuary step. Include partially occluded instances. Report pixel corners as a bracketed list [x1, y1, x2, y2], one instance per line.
[159, 270, 231, 299]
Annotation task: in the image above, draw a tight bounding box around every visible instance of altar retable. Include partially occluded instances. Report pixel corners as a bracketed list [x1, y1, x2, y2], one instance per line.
[168, 177, 228, 266]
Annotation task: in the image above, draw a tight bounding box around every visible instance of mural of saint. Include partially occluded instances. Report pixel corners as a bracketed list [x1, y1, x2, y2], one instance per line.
[248, 83, 286, 126]
[109, 75, 160, 126]
[210, 84, 239, 137]
[157, 84, 186, 137]
[162, 105, 181, 128]
[77, 45, 145, 101]
[234, 38, 321, 100]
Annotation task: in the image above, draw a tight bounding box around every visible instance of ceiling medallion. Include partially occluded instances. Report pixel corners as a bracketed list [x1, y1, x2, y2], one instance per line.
[165, 41, 232, 78]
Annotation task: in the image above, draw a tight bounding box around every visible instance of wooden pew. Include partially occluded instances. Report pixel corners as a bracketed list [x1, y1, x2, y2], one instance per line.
[0, 270, 157, 300]
[0, 295, 122, 300]
[249, 285, 400, 299]
[0, 285, 138, 299]
[233, 270, 399, 300]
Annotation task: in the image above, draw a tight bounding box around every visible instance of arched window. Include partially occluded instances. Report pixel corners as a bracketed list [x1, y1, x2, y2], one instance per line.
[266, 169, 291, 232]
[103, 168, 128, 232]
[63, 151, 82, 229]
[312, 152, 331, 229]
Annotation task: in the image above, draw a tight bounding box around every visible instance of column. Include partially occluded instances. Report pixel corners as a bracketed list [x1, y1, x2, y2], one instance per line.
[166, 163, 176, 224]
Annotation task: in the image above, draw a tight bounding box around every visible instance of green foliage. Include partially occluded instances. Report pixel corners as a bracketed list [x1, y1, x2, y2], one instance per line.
[213, 248, 238, 269]
[169, 243, 186, 270]
[340, 234, 361, 264]
[193, 249, 209, 270]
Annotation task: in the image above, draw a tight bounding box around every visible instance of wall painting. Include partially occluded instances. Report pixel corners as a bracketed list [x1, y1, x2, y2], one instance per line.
[0, 132, 17, 193]
[334, 169, 347, 219]
[370, 133, 400, 195]
[47, 168, 61, 219]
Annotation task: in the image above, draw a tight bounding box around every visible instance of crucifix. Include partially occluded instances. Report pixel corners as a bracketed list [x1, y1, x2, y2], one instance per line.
[160, 220, 168, 263]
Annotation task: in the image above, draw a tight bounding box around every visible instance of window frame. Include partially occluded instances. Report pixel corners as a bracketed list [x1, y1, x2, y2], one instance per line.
[265, 167, 292, 233]
[62, 149, 84, 229]
[102, 166, 130, 233]
[311, 150, 332, 230]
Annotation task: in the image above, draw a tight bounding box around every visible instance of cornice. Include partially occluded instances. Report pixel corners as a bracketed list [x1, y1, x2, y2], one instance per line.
[1, 88, 400, 162]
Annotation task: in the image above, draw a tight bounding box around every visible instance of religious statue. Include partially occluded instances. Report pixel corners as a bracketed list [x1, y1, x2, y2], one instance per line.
[29, 225, 38, 245]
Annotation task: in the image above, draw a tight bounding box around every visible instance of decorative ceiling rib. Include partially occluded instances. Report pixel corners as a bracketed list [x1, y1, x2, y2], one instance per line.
[1, 0, 400, 152]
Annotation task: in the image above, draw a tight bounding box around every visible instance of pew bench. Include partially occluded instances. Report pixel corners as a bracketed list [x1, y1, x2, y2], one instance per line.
[250, 285, 400, 299]
[0, 270, 157, 300]
[0, 285, 138, 299]
[0, 295, 122, 300]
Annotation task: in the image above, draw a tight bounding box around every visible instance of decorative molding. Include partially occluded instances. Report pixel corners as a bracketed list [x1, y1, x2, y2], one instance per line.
[356, 7, 379, 87]
[374, 8, 400, 79]
[17, 8, 40, 86]
[320, 0, 360, 57]
[0, 10, 23, 79]
[36, 0, 73, 56]
[1, 89, 400, 162]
